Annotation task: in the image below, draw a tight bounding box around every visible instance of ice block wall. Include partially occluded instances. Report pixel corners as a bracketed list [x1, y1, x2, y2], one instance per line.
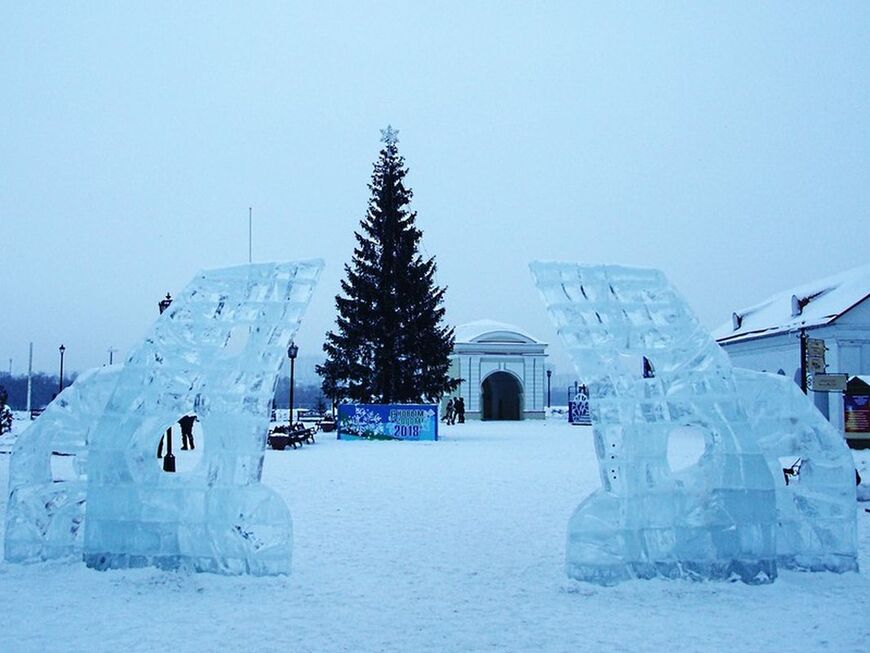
[530, 262, 779, 584]
[530, 262, 857, 584]
[736, 369, 857, 572]
[82, 260, 322, 575]
[5, 365, 122, 563]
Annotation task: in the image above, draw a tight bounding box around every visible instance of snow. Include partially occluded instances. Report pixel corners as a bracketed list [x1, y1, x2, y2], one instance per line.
[1, 419, 868, 652]
[453, 319, 543, 344]
[713, 262, 870, 344]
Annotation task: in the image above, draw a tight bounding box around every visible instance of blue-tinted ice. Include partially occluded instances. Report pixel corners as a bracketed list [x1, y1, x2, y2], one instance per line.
[530, 262, 857, 585]
[5, 261, 322, 576]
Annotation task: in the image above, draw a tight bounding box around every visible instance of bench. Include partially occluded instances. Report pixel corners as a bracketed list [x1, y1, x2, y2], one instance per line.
[782, 458, 802, 485]
[268, 423, 316, 450]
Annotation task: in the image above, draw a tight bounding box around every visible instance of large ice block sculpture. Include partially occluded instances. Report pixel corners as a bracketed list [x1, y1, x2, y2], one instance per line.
[530, 262, 857, 585]
[5, 365, 122, 563]
[82, 261, 322, 575]
[737, 369, 857, 572]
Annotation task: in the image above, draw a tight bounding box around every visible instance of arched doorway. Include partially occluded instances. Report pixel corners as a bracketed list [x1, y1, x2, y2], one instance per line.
[481, 371, 523, 420]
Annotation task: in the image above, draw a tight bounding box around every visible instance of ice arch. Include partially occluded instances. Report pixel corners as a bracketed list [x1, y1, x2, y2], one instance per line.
[530, 262, 857, 585]
[4, 260, 322, 575]
[80, 261, 322, 575]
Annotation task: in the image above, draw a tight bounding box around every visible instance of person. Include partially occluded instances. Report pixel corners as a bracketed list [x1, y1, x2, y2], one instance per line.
[443, 398, 454, 424]
[449, 397, 459, 425]
[456, 397, 466, 424]
[179, 414, 196, 450]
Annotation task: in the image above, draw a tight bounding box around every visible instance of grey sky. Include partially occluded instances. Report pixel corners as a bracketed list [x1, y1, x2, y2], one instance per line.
[3, 3, 869, 376]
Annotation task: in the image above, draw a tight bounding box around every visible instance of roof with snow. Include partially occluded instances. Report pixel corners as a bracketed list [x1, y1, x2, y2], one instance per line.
[714, 263, 870, 345]
[453, 320, 544, 345]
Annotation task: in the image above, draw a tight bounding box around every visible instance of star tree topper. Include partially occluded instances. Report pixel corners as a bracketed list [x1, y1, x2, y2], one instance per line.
[380, 124, 399, 146]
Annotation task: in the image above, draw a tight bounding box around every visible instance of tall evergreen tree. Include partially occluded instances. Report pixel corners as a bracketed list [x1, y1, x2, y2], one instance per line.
[318, 126, 458, 405]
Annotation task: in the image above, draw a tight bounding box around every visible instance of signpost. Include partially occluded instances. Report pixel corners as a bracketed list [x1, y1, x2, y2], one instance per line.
[805, 337, 827, 374]
[809, 373, 848, 393]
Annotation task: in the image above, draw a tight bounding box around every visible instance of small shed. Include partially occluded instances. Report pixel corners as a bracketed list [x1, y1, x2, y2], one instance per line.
[447, 320, 548, 421]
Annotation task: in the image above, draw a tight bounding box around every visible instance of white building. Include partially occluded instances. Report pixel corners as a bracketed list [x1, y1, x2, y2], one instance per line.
[714, 264, 870, 433]
[447, 320, 548, 420]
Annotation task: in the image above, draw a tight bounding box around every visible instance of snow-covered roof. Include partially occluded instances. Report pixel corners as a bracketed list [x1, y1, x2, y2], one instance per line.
[714, 263, 870, 345]
[453, 320, 543, 345]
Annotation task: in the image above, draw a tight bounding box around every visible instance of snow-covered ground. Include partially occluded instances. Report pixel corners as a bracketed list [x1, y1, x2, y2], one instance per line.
[0, 417, 868, 653]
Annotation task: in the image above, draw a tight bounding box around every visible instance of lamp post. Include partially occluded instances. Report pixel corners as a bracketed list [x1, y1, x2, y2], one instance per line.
[58, 345, 66, 393]
[158, 292, 175, 472]
[288, 342, 298, 428]
[546, 369, 552, 408]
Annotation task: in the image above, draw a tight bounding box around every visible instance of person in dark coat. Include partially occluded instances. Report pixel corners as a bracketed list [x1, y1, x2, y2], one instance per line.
[443, 398, 455, 424]
[179, 414, 196, 450]
[456, 397, 466, 424]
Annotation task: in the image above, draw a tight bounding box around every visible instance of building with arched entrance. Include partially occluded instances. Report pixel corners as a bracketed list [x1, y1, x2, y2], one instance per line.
[446, 320, 548, 421]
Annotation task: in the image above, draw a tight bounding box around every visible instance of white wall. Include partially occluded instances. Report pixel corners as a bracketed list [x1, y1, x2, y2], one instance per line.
[448, 351, 547, 419]
[719, 317, 870, 433]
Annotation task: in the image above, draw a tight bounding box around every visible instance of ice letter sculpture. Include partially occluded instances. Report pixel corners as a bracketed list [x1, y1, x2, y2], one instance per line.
[78, 261, 322, 575]
[737, 369, 857, 572]
[5, 365, 122, 563]
[530, 262, 857, 585]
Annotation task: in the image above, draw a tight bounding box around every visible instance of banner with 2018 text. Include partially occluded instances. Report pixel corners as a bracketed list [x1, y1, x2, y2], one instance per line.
[337, 404, 438, 441]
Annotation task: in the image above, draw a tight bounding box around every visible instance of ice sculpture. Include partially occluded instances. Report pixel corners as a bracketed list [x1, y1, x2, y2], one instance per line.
[530, 262, 857, 585]
[737, 369, 857, 572]
[5, 365, 122, 563]
[78, 261, 322, 575]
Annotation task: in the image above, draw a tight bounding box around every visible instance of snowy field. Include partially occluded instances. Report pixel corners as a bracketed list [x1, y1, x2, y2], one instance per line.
[1, 416, 869, 653]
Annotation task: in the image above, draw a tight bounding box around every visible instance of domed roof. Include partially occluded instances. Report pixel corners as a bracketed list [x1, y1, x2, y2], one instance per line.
[453, 320, 543, 345]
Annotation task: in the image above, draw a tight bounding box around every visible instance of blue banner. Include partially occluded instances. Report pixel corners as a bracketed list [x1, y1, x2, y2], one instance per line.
[337, 404, 438, 441]
[568, 385, 592, 425]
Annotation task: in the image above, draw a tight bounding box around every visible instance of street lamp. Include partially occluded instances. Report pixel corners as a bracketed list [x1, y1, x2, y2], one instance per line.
[546, 369, 552, 408]
[58, 345, 66, 393]
[288, 342, 299, 428]
[158, 292, 175, 472]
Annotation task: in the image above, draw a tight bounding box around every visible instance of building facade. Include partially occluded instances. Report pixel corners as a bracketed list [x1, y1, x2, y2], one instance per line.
[446, 320, 548, 420]
[714, 264, 870, 434]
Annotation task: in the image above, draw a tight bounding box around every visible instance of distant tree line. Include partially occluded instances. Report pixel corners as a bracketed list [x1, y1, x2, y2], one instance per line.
[272, 377, 326, 411]
[0, 372, 79, 410]
[0, 372, 325, 412]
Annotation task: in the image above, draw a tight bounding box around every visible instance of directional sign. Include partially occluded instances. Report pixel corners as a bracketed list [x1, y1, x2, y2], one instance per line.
[804, 337, 827, 373]
[810, 373, 847, 392]
[807, 356, 827, 373]
[806, 338, 826, 356]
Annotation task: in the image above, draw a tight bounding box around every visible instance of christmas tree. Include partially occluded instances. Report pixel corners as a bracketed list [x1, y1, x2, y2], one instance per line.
[318, 126, 458, 405]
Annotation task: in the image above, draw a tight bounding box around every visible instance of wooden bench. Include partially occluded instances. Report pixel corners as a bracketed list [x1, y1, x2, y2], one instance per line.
[293, 423, 317, 445]
[782, 458, 802, 486]
[268, 423, 316, 450]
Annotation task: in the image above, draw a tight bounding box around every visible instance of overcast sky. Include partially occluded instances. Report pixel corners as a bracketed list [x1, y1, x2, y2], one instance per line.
[3, 3, 869, 376]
